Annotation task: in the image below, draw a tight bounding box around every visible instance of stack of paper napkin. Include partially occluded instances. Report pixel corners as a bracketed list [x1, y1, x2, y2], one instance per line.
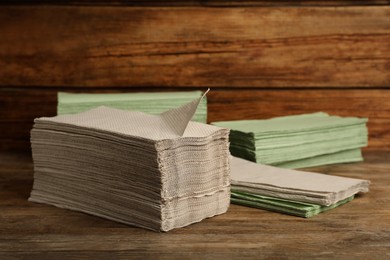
[57, 91, 207, 123]
[29, 92, 230, 231]
[230, 156, 370, 217]
[212, 112, 368, 168]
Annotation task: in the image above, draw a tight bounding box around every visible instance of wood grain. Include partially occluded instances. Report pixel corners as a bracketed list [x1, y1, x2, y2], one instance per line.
[208, 89, 390, 150]
[0, 6, 389, 88]
[2, 0, 390, 6]
[0, 151, 389, 259]
[1, 88, 389, 152]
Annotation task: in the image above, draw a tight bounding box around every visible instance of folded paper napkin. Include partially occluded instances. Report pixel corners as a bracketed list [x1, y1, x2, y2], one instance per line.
[29, 90, 231, 232]
[212, 113, 368, 168]
[231, 191, 354, 218]
[274, 149, 362, 169]
[57, 91, 207, 123]
[230, 156, 370, 206]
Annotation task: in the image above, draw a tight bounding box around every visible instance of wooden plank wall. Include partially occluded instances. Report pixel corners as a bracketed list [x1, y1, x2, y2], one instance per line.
[0, 2, 389, 152]
[2, 1, 390, 6]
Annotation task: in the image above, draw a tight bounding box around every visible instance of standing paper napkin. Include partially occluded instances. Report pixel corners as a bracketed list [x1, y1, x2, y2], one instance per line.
[29, 90, 231, 232]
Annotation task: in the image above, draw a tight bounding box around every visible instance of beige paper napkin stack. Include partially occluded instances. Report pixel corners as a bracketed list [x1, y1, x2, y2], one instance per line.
[29, 91, 231, 231]
[230, 156, 370, 206]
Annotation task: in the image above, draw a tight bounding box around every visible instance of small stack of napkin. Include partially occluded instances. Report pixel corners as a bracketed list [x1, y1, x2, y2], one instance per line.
[212, 112, 368, 169]
[57, 91, 207, 123]
[230, 157, 370, 217]
[29, 92, 230, 231]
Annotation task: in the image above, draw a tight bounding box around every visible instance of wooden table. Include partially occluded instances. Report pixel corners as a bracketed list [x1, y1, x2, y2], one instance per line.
[1, 151, 389, 259]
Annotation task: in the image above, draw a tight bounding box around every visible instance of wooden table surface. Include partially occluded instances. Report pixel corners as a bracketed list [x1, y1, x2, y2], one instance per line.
[1, 151, 389, 259]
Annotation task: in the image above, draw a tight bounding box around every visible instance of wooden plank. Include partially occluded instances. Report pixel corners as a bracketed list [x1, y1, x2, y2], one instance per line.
[1, 0, 390, 6]
[1, 88, 389, 152]
[208, 89, 390, 150]
[208, 89, 390, 121]
[0, 6, 389, 88]
[0, 151, 389, 258]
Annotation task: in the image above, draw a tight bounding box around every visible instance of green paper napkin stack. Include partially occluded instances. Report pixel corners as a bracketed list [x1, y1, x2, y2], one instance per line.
[57, 91, 207, 123]
[212, 112, 368, 169]
[231, 191, 354, 218]
[230, 156, 370, 217]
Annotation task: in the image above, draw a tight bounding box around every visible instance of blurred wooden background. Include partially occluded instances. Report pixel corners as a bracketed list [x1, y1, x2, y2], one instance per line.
[1, 1, 389, 152]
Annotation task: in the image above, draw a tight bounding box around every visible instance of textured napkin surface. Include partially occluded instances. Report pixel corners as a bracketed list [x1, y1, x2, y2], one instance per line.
[212, 112, 368, 168]
[213, 112, 367, 133]
[230, 156, 369, 206]
[30, 91, 231, 232]
[274, 149, 363, 169]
